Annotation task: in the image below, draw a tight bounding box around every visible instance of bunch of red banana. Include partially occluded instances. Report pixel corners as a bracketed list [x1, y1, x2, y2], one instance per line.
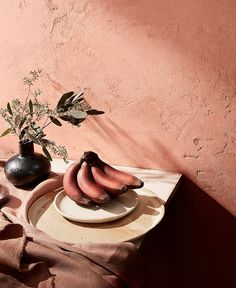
[63, 151, 144, 206]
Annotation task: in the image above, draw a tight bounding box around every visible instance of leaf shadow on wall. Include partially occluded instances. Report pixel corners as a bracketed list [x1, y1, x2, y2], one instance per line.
[86, 116, 181, 171]
[139, 176, 236, 288]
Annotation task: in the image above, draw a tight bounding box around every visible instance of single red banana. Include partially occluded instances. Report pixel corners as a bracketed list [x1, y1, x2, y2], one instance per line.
[63, 161, 92, 206]
[91, 165, 128, 196]
[97, 160, 144, 189]
[77, 162, 111, 204]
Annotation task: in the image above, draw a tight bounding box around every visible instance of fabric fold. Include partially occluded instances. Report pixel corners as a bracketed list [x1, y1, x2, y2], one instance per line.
[0, 162, 144, 288]
[0, 213, 54, 288]
[0, 220, 25, 270]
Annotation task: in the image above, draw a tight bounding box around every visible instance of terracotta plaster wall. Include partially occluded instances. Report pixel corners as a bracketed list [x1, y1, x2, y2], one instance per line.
[0, 1, 235, 215]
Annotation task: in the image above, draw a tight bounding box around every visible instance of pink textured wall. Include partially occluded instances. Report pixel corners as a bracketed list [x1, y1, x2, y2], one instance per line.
[0, 1, 235, 215]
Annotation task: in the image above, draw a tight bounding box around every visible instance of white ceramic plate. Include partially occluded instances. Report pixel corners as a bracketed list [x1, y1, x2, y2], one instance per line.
[53, 189, 139, 223]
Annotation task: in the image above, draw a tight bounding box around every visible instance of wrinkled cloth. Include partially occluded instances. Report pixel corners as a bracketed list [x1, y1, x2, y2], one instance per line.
[0, 155, 143, 288]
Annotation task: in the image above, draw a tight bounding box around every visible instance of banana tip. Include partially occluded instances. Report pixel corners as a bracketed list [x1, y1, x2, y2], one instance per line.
[127, 181, 144, 189]
[139, 181, 144, 188]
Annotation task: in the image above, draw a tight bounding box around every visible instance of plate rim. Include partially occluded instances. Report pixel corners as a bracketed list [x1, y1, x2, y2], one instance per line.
[53, 189, 139, 224]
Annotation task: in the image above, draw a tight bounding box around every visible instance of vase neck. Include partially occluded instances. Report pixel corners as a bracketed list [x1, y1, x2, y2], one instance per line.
[19, 141, 34, 157]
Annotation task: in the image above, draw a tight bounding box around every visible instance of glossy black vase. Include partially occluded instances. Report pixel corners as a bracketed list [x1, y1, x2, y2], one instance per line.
[4, 141, 51, 187]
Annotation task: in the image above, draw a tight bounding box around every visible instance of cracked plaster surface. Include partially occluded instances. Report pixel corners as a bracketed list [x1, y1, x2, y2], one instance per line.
[0, 0, 235, 215]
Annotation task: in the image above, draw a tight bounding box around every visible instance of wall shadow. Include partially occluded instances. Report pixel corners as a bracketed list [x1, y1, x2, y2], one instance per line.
[86, 116, 182, 171]
[139, 176, 236, 288]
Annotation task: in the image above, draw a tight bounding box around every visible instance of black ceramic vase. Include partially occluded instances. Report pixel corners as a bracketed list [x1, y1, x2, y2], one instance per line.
[4, 141, 51, 187]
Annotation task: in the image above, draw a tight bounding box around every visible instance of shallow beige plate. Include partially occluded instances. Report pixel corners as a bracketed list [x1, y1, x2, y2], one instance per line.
[28, 187, 165, 244]
[53, 190, 139, 223]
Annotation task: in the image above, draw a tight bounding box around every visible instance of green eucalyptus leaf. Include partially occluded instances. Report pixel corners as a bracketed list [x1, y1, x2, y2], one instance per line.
[0, 128, 12, 137]
[49, 116, 62, 126]
[19, 117, 26, 129]
[19, 131, 26, 140]
[25, 132, 41, 145]
[7, 103, 13, 115]
[60, 103, 74, 112]
[64, 95, 77, 106]
[29, 99, 33, 115]
[42, 146, 52, 161]
[71, 91, 84, 103]
[15, 115, 22, 126]
[19, 126, 29, 139]
[69, 117, 86, 126]
[57, 91, 74, 109]
[41, 138, 50, 145]
[64, 92, 84, 107]
[76, 97, 84, 103]
[86, 109, 105, 115]
[76, 118, 86, 124]
[58, 114, 70, 121]
[67, 109, 87, 119]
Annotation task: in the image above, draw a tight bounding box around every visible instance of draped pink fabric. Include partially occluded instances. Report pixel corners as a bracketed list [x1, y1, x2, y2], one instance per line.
[0, 150, 143, 288]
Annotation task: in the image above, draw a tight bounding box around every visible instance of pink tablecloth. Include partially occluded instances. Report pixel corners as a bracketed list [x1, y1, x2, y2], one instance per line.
[0, 152, 143, 288]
